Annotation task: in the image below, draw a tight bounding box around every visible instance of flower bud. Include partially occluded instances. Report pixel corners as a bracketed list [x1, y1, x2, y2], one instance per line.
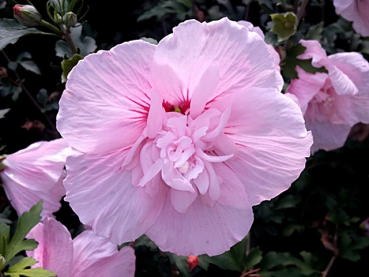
[13, 5, 42, 27]
[63, 12, 77, 27]
[0, 254, 6, 270]
[54, 13, 63, 25]
[187, 255, 199, 271]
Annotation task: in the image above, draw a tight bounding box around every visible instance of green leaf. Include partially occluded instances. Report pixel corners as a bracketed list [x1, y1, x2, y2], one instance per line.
[198, 236, 248, 272]
[0, 108, 10, 119]
[61, 54, 83, 83]
[55, 25, 97, 58]
[270, 12, 298, 42]
[168, 253, 191, 277]
[282, 43, 328, 79]
[306, 22, 324, 41]
[245, 247, 263, 269]
[0, 223, 10, 256]
[5, 257, 56, 277]
[282, 224, 304, 236]
[0, 19, 49, 51]
[259, 252, 318, 276]
[177, 0, 192, 8]
[339, 234, 369, 262]
[276, 195, 301, 210]
[4, 201, 42, 262]
[19, 60, 41, 75]
[139, 37, 158, 45]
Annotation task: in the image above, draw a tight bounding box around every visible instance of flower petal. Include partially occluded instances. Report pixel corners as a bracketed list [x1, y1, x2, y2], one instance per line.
[1, 139, 68, 217]
[146, 197, 253, 256]
[26, 217, 73, 277]
[190, 66, 220, 119]
[3, 139, 69, 190]
[151, 18, 278, 104]
[333, 0, 369, 37]
[328, 53, 369, 124]
[57, 40, 156, 154]
[64, 149, 168, 243]
[307, 120, 351, 153]
[71, 231, 136, 277]
[216, 88, 312, 205]
[285, 67, 328, 113]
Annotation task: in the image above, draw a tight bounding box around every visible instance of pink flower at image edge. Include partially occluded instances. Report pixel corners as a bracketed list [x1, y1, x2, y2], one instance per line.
[0, 139, 69, 217]
[285, 40, 369, 153]
[57, 18, 312, 256]
[333, 0, 369, 37]
[26, 217, 136, 277]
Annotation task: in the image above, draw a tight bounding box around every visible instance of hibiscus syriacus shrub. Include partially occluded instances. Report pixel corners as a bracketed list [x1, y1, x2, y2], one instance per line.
[0, 0, 369, 277]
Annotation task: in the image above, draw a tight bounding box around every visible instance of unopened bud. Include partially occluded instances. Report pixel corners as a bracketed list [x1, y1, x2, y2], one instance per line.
[13, 5, 42, 27]
[63, 12, 77, 27]
[187, 255, 199, 271]
[0, 254, 6, 270]
[54, 13, 63, 24]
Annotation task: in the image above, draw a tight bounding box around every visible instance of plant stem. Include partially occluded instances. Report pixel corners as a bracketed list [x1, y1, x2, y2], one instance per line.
[246, 233, 251, 256]
[296, 0, 310, 23]
[321, 255, 336, 277]
[283, 0, 310, 51]
[63, 31, 77, 54]
[1, 51, 57, 134]
[41, 20, 63, 36]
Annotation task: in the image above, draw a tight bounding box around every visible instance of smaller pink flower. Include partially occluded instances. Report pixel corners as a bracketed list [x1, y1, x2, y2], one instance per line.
[286, 40, 369, 153]
[26, 217, 136, 277]
[333, 0, 369, 37]
[0, 139, 69, 217]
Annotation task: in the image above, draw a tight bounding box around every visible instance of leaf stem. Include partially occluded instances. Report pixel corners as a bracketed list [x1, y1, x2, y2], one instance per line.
[321, 255, 336, 277]
[1, 50, 57, 134]
[41, 20, 63, 36]
[296, 0, 310, 23]
[63, 31, 77, 54]
[283, 0, 310, 51]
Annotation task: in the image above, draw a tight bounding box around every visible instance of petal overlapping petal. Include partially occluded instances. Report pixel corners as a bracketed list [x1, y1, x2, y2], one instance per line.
[72, 231, 136, 277]
[307, 121, 351, 153]
[26, 217, 73, 277]
[64, 149, 168, 243]
[285, 67, 328, 113]
[1, 139, 68, 217]
[151, 18, 279, 105]
[146, 188, 253, 256]
[57, 41, 156, 154]
[287, 41, 369, 153]
[333, 0, 369, 37]
[214, 88, 312, 205]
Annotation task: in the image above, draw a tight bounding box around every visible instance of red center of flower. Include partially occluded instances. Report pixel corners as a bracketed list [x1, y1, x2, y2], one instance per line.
[162, 100, 191, 114]
[13, 6, 23, 18]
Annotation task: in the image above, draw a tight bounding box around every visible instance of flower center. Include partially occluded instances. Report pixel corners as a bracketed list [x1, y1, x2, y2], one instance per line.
[122, 101, 236, 212]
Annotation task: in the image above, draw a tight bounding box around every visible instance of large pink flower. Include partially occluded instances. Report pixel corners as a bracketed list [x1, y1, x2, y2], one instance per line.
[333, 0, 369, 37]
[26, 217, 136, 277]
[286, 40, 369, 153]
[57, 18, 312, 256]
[0, 139, 69, 217]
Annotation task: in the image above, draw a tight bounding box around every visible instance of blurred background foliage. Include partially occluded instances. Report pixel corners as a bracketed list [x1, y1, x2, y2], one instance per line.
[0, 0, 369, 276]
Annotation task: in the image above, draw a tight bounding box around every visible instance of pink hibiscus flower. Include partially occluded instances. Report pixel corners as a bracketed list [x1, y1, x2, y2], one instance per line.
[333, 0, 369, 37]
[57, 18, 312, 256]
[0, 139, 69, 217]
[286, 40, 369, 153]
[26, 217, 136, 277]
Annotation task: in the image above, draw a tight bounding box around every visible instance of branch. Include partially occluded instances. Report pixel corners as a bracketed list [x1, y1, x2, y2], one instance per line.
[1, 50, 58, 134]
